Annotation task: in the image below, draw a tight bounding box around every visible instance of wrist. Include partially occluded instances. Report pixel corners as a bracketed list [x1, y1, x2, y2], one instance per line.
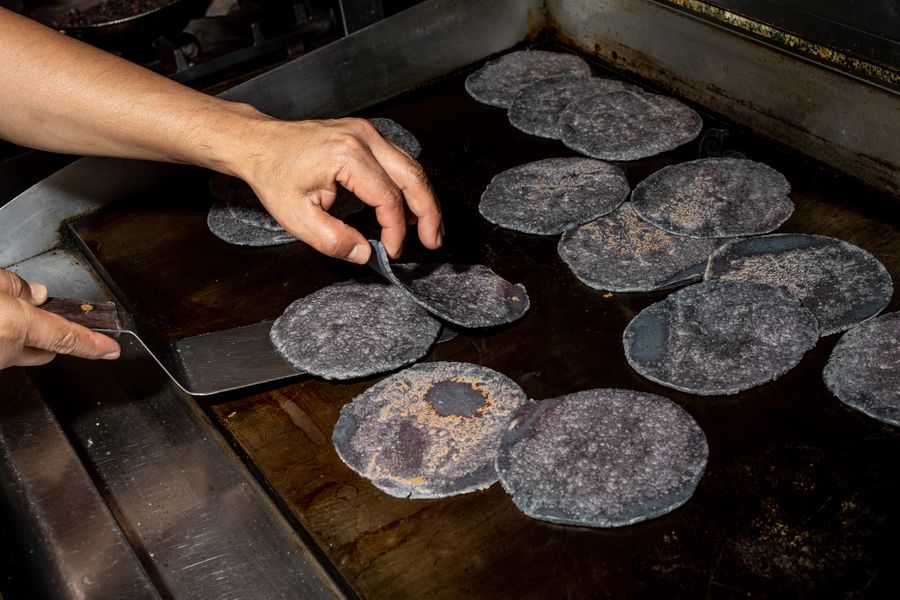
[185, 100, 276, 179]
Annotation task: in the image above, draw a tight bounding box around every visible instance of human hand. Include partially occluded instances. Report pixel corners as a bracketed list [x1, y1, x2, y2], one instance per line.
[0, 270, 120, 370]
[230, 116, 443, 263]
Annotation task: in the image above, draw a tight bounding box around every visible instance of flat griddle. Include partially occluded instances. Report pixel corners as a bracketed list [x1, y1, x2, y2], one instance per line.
[64, 45, 900, 597]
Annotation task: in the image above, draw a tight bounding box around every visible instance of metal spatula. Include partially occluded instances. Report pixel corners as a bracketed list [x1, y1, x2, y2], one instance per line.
[41, 298, 303, 396]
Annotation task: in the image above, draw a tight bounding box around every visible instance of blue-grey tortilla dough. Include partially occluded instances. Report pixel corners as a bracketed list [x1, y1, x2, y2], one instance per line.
[623, 280, 819, 395]
[495, 388, 708, 527]
[465, 50, 592, 109]
[206, 201, 297, 247]
[558, 203, 724, 292]
[508, 75, 639, 139]
[479, 157, 630, 235]
[270, 281, 441, 380]
[704, 234, 893, 336]
[370, 241, 530, 328]
[823, 312, 900, 427]
[333, 361, 529, 498]
[632, 158, 793, 238]
[559, 89, 702, 161]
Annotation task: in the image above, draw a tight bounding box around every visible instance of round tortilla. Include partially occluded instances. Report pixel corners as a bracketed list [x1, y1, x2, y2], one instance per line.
[558, 203, 723, 292]
[495, 388, 708, 527]
[623, 280, 819, 395]
[270, 281, 441, 380]
[479, 157, 630, 235]
[631, 158, 793, 238]
[508, 75, 639, 139]
[391, 262, 530, 328]
[823, 312, 900, 427]
[333, 361, 529, 498]
[206, 201, 297, 247]
[465, 50, 592, 109]
[559, 89, 703, 161]
[705, 234, 893, 336]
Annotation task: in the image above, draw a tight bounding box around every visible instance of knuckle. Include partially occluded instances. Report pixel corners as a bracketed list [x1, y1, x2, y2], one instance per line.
[314, 230, 346, 258]
[331, 133, 366, 158]
[51, 330, 81, 355]
[346, 117, 378, 137]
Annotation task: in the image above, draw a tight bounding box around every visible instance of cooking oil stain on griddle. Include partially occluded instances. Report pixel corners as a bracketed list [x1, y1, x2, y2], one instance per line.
[424, 380, 489, 418]
[276, 395, 327, 445]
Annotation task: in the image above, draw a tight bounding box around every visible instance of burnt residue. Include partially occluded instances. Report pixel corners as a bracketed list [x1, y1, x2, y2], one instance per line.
[424, 380, 488, 417]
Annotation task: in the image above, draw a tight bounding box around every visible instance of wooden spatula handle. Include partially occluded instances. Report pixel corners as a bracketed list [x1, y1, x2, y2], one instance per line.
[41, 298, 121, 331]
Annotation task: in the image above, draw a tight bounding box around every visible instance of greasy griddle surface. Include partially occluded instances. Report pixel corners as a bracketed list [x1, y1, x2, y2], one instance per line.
[72, 47, 900, 597]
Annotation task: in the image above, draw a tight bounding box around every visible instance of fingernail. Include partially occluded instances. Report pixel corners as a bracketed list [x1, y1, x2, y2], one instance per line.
[435, 230, 443, 247]
[28, 282, 48, 302]
[348, 243, 370, 264]
[102, 349, 120, 360]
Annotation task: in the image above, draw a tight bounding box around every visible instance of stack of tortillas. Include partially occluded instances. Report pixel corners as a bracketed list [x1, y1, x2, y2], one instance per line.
[466, 49, 703, 160]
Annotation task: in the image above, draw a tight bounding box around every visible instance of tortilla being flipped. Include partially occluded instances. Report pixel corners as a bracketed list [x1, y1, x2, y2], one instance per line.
[333, 361, 529, 498]
[495, 388, 708, 527]
[369, 241, 530, 329]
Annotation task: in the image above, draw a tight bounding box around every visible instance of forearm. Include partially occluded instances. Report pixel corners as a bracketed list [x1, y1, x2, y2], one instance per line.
[0, 7, 265, 175]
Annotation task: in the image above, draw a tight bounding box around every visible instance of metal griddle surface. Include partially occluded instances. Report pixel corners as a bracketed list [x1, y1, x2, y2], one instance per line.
[70, 45, 900, 597]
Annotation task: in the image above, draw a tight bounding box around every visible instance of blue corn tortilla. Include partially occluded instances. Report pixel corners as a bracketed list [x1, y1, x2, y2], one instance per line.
[496, 388, 708, 527]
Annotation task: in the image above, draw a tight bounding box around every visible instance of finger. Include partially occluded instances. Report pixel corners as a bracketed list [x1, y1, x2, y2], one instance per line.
[291, 201, 371, 264]
[0, 270, 48, 304]
[11, 346, 57, 367]
[365, 139, 443, 250]
[335, 148, 408, 259]
[23, 303, 120, 360]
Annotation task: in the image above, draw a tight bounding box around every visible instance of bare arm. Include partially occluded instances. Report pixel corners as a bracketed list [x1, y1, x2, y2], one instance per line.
[0, 7, 442, 262]
[0, 8, 442, 369]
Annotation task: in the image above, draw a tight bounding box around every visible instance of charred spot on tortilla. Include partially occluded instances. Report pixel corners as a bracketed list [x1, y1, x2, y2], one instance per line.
[705, 234, 893, 336]
[369, 242, 530, 329]
[206, 201, 297, 247]
[332, 361, 528, 498]
[495, 388, 708, 527]
[823, 312, 900, 428]
[270, 281, 441, 380]
[508, 75, 640, 139]
[632, 158, 793, 238]
[559, 89, 702, 161]
[623, 280, 819, 395]
[558, 203, 724, 292]
[479, 157, 630, 236]
[465, 50, 592, 109]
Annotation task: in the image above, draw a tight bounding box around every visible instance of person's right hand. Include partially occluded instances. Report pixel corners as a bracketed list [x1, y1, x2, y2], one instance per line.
[0, 270, 120, 370]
